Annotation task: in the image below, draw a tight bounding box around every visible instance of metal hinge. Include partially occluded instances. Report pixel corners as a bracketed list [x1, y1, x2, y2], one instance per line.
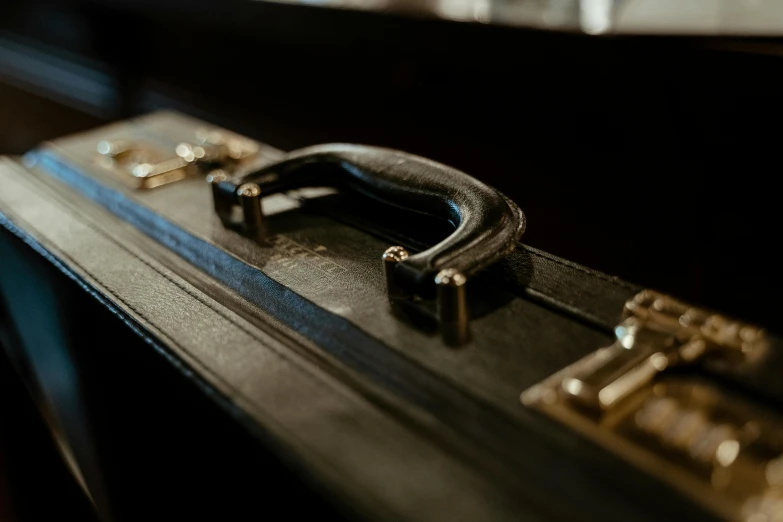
[95, 128, 260, 189]
[521, 290, 782, 522]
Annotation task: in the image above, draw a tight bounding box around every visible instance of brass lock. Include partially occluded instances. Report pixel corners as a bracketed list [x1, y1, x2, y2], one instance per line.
[521, 290, 779, 522]
[96, 128, 260, 189]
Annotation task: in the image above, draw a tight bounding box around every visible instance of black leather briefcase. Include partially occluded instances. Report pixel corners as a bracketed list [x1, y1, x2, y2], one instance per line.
[1, 112, 780, 522]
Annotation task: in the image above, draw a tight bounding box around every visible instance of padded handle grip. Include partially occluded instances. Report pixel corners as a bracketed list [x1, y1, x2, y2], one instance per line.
[217, 144, 525, 296]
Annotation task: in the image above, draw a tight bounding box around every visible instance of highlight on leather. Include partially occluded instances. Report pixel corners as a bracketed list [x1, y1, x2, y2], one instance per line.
[229, 144, 526, 296]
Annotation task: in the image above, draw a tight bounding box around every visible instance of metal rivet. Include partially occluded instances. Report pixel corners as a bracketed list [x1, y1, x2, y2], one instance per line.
[206, 169, 228, 184]
[207, 170, 231, 221]
[435, 268, 470, 346]
[382, 246, 410, 300]
[237, 182, 265, 243]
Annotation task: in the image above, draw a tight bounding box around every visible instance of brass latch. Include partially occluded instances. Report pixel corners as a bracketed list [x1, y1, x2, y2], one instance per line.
[559, 290, 763, 413]
[521, 290, 781, 522]
[96, 128, 260, 189]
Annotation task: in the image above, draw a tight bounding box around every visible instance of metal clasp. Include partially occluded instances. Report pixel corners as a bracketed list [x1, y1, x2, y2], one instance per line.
[96, 139, 190, 189]
[559, 290, 763, 413]
[96, 127, 260, 190]
[521, 290, 775, 521]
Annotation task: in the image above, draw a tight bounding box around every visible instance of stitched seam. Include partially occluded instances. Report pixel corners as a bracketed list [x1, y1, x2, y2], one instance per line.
[14, 159, 543, 425]
[8, 162, 261, 340]
[0, 208, 250, 400]
[520, 245, 638, 290]
[0, 205, 271, 395]
[372, 221, 636, 292]
[50, 145, 633, 293]
[1, 191, 524, 519]
[333, 196, 634, 293]
[0, 166, 378, 408]
[10, 162, 550, 485]
[0, 194, 458, 490]
[9, 160, 291, 349]
[78, 220, 269, 347]
[0, 210, 400, 517]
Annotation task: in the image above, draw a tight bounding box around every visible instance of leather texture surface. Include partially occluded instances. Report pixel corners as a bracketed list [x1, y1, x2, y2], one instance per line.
[0, 112, 740, 522]
[299, 188, 640, 330]
[33, 113, 615, 424]
[0, 155, 718, 522]
[0, 157, 536, 522]
[224, 144, 526, 296]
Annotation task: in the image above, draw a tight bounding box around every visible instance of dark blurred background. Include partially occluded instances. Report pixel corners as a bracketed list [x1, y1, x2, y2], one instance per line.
[2, 1, 783, 519]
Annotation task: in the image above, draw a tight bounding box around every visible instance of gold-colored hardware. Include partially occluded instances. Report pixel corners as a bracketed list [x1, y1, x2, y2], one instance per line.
[521, 290, 772, 521]
[237, 182, 265, 244]
[192, 128, 260, 163]
[381, 248, 471, 346]
[207, 169, 231, 221]
[559, 290, 764, 414]
[435, 268, 470, 346]
[96, 127, 260, 190]
[96, 140, 190, 190]
[175, 128, 259, 167]
[382, 246, 411, 300]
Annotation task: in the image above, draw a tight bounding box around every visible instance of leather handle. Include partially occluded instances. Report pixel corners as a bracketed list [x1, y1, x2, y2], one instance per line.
[215, 144, 526, 297]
